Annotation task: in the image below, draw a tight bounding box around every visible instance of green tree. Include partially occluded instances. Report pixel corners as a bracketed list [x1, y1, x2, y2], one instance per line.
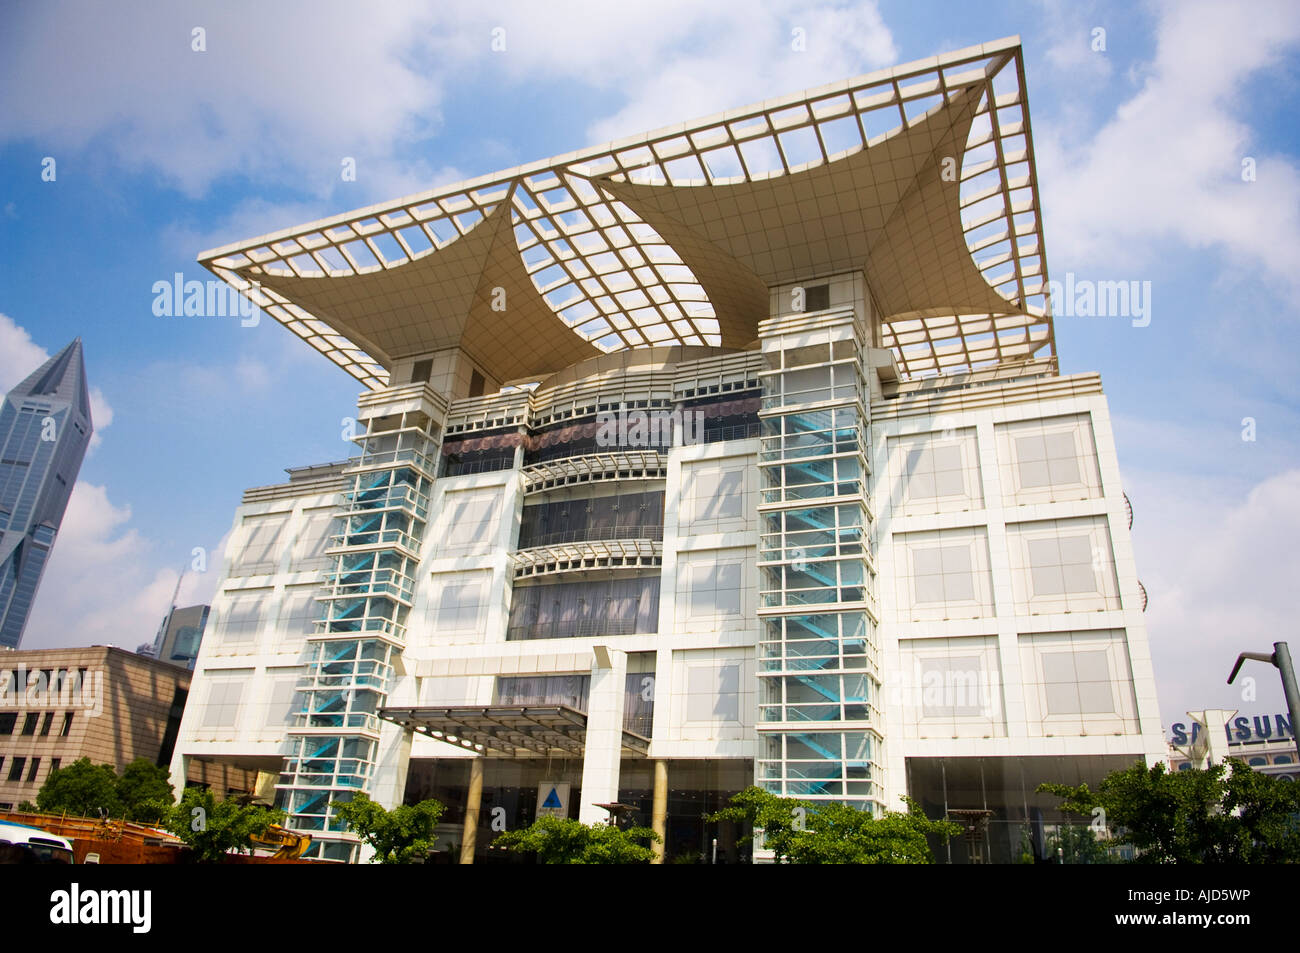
[710, 786, 960, 864]
[114, 759, 174, 824]
[164, 787, 285, 863]
[1042, 824, 1115, 864]
[492, 816, 660, 864]
[1037, 757, 1300, 864]
[35, 758, 123, 818]
[330, 793, 446, 863]
[789, 799, 961, 864]
[709, 785, 804, 860]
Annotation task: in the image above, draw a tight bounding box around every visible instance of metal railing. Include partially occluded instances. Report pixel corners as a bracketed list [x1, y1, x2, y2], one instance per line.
[517, 524, 664, 548]
[352, 447, 437, 473]
[505, 618, 644, 641]
[704, 421, 761, 443]
[441, 455, 516, 477]
[328, 529, 422, 553]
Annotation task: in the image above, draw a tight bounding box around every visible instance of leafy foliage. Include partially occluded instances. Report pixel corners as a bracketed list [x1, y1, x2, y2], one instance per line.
[114, 759, 175, 823]
[1037, 758, 1300, 863]
[330, 793, 446, 863]
[492, 816, 660, 864]
[35, 758, 123, 818]
[33, 756, 175, 824]
[709, 786, 960, 864]
[1042, 824, 1116, 864]
[163, 787, 285, 863]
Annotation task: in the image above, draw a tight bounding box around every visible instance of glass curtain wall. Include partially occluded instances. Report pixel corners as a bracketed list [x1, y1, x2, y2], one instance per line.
[278, 411, 439, 862]
[493, 671, 655, 735]
[506, 575, 660, 640]
[755, 324, 884, 814]
[518, 490, 665, 547]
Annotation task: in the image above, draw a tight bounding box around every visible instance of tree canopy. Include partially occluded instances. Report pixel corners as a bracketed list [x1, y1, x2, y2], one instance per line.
[330, 793, 446, 863]
[35, 758, 124, 818]
[492, 816, 660, 864]
[112, 759, 174, 823]
[1037, 757, 1300, 864]
[33, 757, 174, 823]
[710, 786, 960, 864]
[163, 787, 285, 863]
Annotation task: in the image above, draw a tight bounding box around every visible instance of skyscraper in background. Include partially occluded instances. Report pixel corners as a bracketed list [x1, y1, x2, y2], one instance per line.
[150, 604, 212, 670]
[0, 339, 93, 649]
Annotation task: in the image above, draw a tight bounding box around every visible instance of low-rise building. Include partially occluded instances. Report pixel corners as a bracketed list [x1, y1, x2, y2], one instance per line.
[0, 645, 253, 810]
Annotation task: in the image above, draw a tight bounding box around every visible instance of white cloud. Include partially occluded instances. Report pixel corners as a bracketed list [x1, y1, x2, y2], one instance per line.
[177, 529, 230, 609]
[577, 2, 898, 146]
[1039, 0, 1114, 78]
[19, 481, 230, 652]
[1, 1, 895, 199]
[0, 312, 113, 450]
[1037, 0, 1300, 293]
[0, 313, 49, 387]
[0, 1, 448, 197]
[20, 483, 177, 651]
[1131, 467, 1300, 727]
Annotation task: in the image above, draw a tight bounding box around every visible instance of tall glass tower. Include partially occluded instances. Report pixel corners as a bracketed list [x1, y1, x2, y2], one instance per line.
[0, 339, 93, 648]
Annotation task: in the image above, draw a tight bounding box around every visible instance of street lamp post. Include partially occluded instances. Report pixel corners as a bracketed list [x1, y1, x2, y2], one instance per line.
[1228, 641, 1300, 764]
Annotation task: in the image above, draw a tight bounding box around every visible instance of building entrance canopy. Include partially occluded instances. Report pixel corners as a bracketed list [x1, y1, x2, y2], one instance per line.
[378, 705, 651, 758]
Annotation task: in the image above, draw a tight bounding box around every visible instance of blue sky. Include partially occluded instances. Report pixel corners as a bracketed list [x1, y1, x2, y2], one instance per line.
[1, 0, 1298, 731]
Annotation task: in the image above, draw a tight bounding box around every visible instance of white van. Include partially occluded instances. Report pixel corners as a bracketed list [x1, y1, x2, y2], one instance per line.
[0, 819, 76, 864]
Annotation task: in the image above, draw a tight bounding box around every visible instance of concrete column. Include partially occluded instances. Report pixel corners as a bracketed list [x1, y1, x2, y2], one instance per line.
[1186, 709, 1238, 769]
[167, 753, 190, 806]
[651, 759, 668, 864]
[578, 646, 628, 825]
[460, 757, 484, 864]
[369, 720, 413, 809]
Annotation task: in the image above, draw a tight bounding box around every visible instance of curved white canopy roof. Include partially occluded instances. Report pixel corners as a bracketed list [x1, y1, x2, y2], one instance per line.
[199, 36, 1054, 389]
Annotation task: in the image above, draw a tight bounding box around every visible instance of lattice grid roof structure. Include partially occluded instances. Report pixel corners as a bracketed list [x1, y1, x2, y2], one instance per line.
[198, 36, 1055, 390]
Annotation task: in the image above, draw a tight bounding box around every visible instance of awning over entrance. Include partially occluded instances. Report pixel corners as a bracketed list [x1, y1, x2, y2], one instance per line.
[378, 705, 651, 758]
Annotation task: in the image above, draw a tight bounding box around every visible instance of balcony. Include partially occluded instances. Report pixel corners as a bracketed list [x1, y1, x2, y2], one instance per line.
[518, 524, 663, 549]
[521, 449, 667, 492]
[340, 483, 429, 518]
[703, 420, 761, 443]
[326, 528, 423, 558]
[352, 447, 437, 474]
[505, 618, 641, 641]
[511, 537, 663, 578]
[318, 567, 415, 605]
[441, 454, 516, 478]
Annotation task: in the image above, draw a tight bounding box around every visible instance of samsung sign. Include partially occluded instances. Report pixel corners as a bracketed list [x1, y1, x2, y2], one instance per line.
[1170, 714, 1294, 745]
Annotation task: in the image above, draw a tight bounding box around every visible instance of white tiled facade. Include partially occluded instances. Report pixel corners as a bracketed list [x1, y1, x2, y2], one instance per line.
[872, 369, 1164, 781]
[169, 291, 1164, 862]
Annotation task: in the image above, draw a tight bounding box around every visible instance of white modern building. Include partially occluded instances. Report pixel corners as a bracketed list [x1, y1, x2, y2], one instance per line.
[169, 37, 1166, 863]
